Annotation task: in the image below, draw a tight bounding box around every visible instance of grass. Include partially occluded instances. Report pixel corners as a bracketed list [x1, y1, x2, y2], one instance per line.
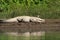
[0, 7, 60, 19]
[0, 8, 60, 19]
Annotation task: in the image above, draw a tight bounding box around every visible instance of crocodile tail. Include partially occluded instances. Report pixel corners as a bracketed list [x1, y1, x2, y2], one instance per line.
[0, 19, 7, 23]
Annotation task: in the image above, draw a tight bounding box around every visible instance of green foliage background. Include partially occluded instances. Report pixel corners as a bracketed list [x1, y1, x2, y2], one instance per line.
[0, 0, 60, 19]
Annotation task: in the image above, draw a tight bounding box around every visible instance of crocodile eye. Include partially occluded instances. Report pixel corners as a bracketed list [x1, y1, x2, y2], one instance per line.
[40, 20, 42, 21]
[40, 19, 45, 22]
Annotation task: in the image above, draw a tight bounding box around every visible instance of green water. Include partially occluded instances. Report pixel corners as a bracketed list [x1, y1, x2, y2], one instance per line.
[0, 32, 60, 40]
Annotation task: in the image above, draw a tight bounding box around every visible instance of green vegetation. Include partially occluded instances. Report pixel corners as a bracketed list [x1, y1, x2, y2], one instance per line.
[0, 0, 60, 19]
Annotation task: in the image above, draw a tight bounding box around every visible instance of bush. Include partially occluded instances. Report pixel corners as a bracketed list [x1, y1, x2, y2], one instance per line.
[0, 0, 60, 19]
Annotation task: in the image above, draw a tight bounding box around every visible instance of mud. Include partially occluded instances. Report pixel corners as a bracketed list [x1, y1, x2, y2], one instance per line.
[0, 19, 60, 33]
